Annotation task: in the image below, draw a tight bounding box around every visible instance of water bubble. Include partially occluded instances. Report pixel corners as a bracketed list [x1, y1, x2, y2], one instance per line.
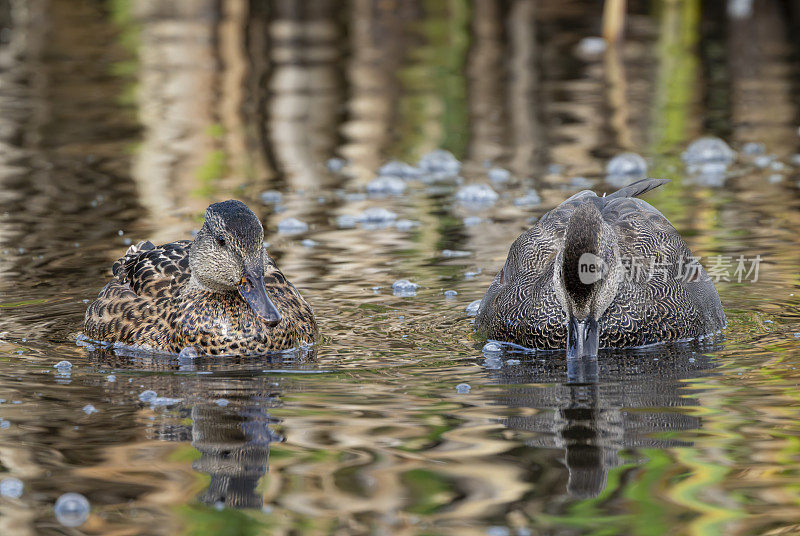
[548, 164, 565, 175]
[392, 279, 419, 297]
[378, 161, 421, 178]
[482, 342, 503, 356]
[0, 419, 9, 429]
[54, 492, 90, 527]
[366, 176, 406, 196]
[0, 477, 23, 499]
[215, 399, 229, 407]
[394, 219, 420, 231]
[358, 207, 397, 227]
[326, 157, 347, 172]
[463, 216, 484, 227]
[570, 176, 593, 188]
[728, 0, 753, 18]
[260, 190, 283, 205]
[683, 137, 735, 165]
[753, 154, 774, 168]
[441, 249, 471, 258]
[54, 361, 72, 371]
[506, 359, 521, 366]
[464, 268, 482, 279]
[444, 290, 458, 298]
[106, 375, 116, 382]
[605, 153, 647, 184]
[742, 142, 765, 155]
[336, 215, 358, 229]
[150, 396, 182, 407]
[138, 390, 157, 403]
[768, 174, 783, 184]
[575, 36, 607, 58]
[178, 347, 198, 360]
[770, 160, 785, 171]
[418, 149, 461, 175]
[513, 190, 542, 207]
[455, 184, 498, 208]
[82, 404, 98, 415]
[455, 383, 471, 393]
[343, 192, 367, 202]
[277, 218, 308, 234]
[301, 239, 318, 248]
[488, 167, 511, 183]
[465, 299, 482, 316]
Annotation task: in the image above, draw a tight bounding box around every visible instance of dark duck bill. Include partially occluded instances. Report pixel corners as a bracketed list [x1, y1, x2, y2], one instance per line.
[237, 267, 281, 326]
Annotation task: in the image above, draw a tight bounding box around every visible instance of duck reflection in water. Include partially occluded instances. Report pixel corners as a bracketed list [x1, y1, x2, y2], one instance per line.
[486, 340, 721, 498]
[95, 348, 304, 509]
[192, 398, 283, 509]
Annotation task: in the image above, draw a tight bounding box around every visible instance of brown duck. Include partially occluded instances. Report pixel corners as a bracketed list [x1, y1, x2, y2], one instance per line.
[475, 178, 725, 357]
[84, 200, 317, 355]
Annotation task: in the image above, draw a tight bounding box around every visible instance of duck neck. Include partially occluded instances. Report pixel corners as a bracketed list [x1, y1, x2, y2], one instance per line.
[561, 203, 606, 316]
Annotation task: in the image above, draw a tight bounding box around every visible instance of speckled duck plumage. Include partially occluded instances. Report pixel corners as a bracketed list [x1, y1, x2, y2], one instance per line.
[84, 200, 317, 355]
[475, 178, 726, 351]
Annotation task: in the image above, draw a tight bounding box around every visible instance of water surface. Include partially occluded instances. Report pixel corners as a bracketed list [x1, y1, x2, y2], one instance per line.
[1, 1, 800, 534]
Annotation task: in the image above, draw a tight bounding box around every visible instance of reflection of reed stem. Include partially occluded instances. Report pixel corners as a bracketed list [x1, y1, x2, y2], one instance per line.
[603, 0, 627, 43]
[604, 47, 632, 149]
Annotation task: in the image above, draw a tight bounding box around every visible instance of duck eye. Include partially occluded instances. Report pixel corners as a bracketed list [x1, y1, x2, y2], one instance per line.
[216, 235, 226, 247]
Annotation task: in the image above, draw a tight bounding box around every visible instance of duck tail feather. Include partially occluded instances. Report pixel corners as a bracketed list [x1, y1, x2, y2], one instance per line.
[606, 178, 670, 200]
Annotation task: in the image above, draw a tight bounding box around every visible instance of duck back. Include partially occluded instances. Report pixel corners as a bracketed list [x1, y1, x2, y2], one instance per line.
[475, 179, 726, 349]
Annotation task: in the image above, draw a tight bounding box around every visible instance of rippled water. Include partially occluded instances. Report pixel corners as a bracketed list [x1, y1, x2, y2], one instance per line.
[2, 1, 800, 534]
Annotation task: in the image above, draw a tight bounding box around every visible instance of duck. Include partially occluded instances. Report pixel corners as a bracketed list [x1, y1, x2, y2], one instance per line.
[475, 178, 725, 357]
[83, 200, 317, 355]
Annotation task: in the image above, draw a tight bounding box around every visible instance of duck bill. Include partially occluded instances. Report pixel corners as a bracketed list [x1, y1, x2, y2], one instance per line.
[237, 270, 281, 327]
[567, 316, 599, 360]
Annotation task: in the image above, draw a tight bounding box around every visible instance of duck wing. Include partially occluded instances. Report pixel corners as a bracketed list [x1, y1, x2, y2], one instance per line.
[599, 189, 726, 343]
[113, 239, 192, 296]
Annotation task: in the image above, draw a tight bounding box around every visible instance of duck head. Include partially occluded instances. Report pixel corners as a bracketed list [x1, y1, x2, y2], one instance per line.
[555, 202, 622, 359]
[189, 200, 281, 327]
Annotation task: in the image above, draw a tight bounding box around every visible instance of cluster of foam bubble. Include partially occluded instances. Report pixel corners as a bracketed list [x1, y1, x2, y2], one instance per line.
[260, 190, 282, 205]
[378, 160, 422, 178]
[455, 383, 471, 394]
[575, 36, 607, 59]
[455, 184, 499, 208]
[138, 389, 181, 407]
[326, 157, 347, 172]
[441, 249, 471, 258]
[513, 190, 541, 207]
[358, 207, 398, 228]
[392, 279, 419, 297]
[366, 176, 406, 196]
[682, 137, 735, 185]
[277, 218, 309, 234]
[487, 167, 511, 183]
[605, 153, 648, 186]
[465, 299, 482, 316]
[418, 149, 461, 175]
[0, 477, 23, 499]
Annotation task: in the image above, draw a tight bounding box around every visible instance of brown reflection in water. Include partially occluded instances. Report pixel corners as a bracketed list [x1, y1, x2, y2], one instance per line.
[0, 0, 141, 340]
[131, 0, 224, 222]
[490, 344, 716, 498]
[727, 1, 798, 154]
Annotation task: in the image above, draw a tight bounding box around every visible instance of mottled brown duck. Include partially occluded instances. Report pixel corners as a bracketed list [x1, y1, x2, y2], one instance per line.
[84, 200, 317, 355]
[475, 178, 725, 357]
